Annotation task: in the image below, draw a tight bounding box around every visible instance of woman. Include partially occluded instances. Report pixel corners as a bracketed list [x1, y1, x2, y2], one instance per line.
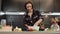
[24, 1, 43, 31]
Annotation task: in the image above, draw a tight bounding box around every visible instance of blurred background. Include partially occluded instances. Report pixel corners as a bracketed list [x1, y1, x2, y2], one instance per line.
[0, 0, 60, 12]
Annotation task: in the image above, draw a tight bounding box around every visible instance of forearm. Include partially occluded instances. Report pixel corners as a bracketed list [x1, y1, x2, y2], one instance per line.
[25, 24, 29, 28]
[34, 19, 42, 26]
[25, 24, 31, 28]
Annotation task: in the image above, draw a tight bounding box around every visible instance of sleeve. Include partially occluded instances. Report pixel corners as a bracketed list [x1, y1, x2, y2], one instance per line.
[23, 15, 28, 24]
[36, 11, 43, 19]
[36, 11, 44, 22]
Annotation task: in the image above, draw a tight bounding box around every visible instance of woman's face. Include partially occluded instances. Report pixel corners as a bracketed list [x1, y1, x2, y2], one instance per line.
[26, 3, 33, 11]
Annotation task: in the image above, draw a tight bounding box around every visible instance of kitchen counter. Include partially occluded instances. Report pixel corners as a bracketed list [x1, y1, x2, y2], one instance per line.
[0, 26, 12, 32]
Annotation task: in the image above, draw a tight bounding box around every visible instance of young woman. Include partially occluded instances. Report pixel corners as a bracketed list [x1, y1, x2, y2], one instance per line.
[24, 1, 43, 31]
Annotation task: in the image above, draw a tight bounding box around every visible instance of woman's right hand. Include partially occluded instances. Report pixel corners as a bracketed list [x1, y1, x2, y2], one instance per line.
[27, 26, 33, 31]
[25, 24, 33, 31]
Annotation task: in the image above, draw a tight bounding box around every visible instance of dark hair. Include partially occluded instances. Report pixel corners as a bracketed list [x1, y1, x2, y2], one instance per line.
[25, 1, 33, 10]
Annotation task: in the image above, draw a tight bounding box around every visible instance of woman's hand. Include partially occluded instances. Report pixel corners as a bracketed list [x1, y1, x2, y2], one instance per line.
[27, 26, 33, 31]
[25, 24, 33, 30]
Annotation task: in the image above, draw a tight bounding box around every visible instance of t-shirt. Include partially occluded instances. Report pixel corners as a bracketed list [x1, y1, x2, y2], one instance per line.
[24, 10, 42, 26]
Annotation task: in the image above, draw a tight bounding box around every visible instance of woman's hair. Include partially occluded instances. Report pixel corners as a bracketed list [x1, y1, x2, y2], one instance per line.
[25, 1, 33, 10]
